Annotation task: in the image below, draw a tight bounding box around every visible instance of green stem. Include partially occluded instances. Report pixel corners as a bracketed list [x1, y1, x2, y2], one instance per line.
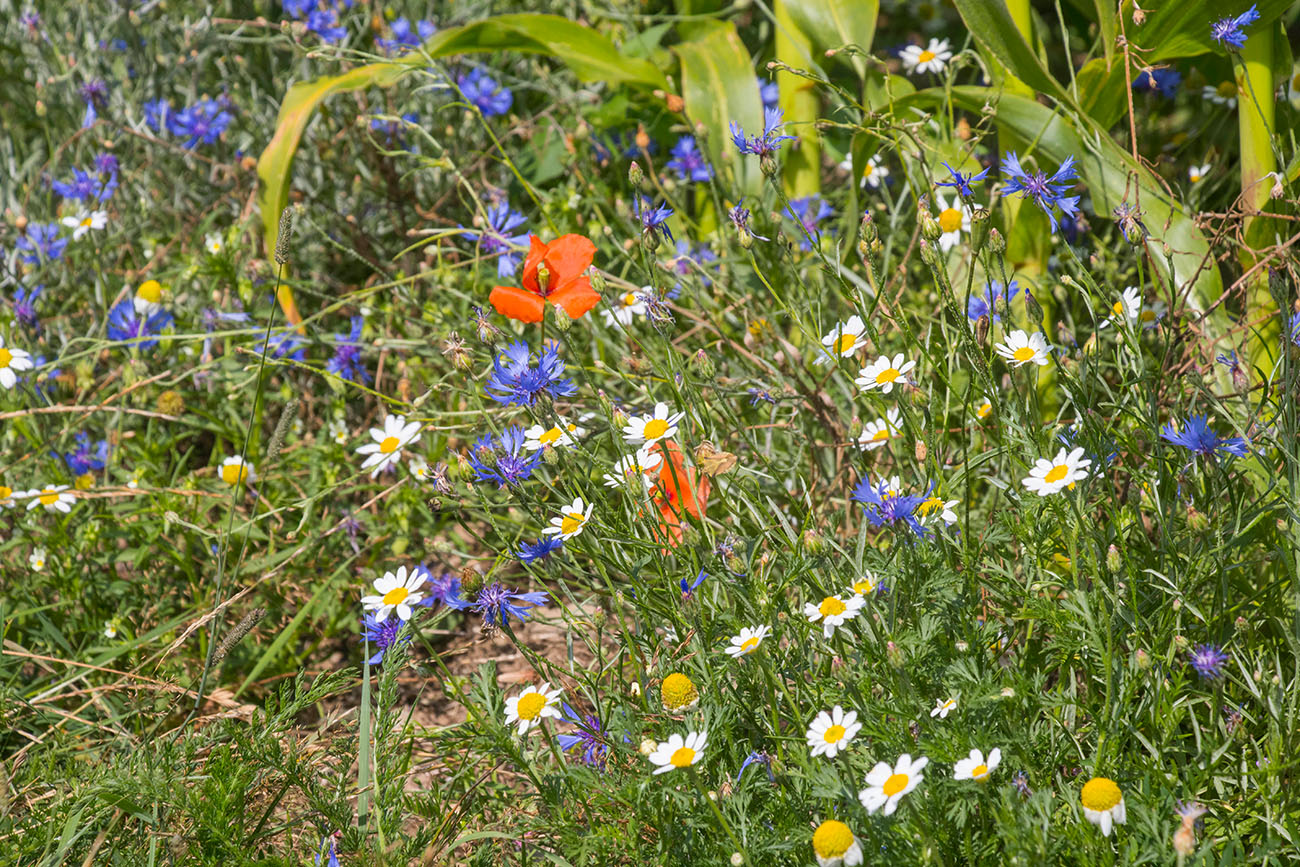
[1236, 37, 1278, 378]
[689, 768, 750, 865]
[773, 0, 821, 198]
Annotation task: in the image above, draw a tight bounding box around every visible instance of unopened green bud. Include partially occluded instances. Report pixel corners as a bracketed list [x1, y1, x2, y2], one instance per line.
[1173, 634, 1190, 652]
[969, 207, 990, 254]
[1135, 648, 1151, 670]
[1024, 289, 1044, 327]
[1186, 506, 1208, 532]
[642, 229, 661, 253]
[760, 153, 778, 178]
[987, 228, 1006, 254]
[738, 226, 755, 249]
[1106, 544, 1121, 572]
[886, 640, 904, 668]
[542, 446, 561, 465]
[628, 161, 644, 186]
[553, 306, 573, 331]
[918, 239, 938, 267]
[590, 271, 607, 295]
[801, 529, 824, 554]
[918, 204, 942, 242]
[848, 416, 864, 439]
[459, 565, 484, 597]
[691, 348, 715, 377]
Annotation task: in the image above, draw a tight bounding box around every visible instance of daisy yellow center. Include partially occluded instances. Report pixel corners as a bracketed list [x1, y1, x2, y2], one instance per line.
[1081, 777, 1122, 811]
[221, 463, 248, 485]
[379, 435, 401, 454]
[1044, 464, 1069, 484]
[882, 773, 910, 797]
[1293, 72, 1300, 89]
[1139, 309, 1156, 322]
[1012, 346, 1036, 362]
[0, 348, 12, 368]
[1190, 170, 1202, 182]
[39, 490, 60, 505]
[862, 164, 875, 177]
[1112, 300, 1126, 316]
[661, 673, 698, 709]
[624, 292, 639, 307]
[971, 763, 989, 780]
[539, 426, 564, 445]
[1217, 81, 1237, 99]
[835, 333, 859, 354]
[875, 367, 901, 384]
[818, 596, 846, 618]
[813, 821, 855, 858]
[75, 472, 95, 490]
[516, 692, 547, 720]
[853, 578, 875, 594]
[870, 428, 890, 441]
[137, 280, 162, 303]
[977, 402, 992, 418]
[669, 746, 696, 768]
[918, 495, 943, 514]
[823, 724, 846, 743]
[560, 511, 585, 534]
[642, 418, 670, 440]
[938, 208, 963, 233]
[0, 486, 10, 499]
[918, 49, 936, 63]
[739, 636, 761, 652]
[381, 586, 410, 606]
[81, 216, 94, 227]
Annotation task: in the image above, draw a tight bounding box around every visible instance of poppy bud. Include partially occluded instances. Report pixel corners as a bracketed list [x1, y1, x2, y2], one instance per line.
[590, 270, 607, 294]
[970, 207, 990, 254]
[918, 205, 942, 242]
[918, 238, 938, 267]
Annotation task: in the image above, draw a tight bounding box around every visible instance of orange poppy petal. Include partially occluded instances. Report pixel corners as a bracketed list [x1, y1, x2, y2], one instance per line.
[489, 285, 546, 323]
[520, 235, 548, 294]
[548, 278, 601, 320]
[542, 234, 596, 285]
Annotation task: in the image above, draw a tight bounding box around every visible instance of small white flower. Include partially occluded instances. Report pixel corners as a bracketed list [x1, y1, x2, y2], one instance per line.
[61, 210, 108, 240]
[542, 497, 593, 540]
[930, 696, 958, 719]
[25, 485, 75, 513]
[812, 819, 864, 867]
[624, 402, 684, 446]
[602, 447, 664, 488]
[219, 456, 255, 486]
[932, 191, 971, 253]
[29, 547, 47, 571]
[859, 153, 889, 189]
[995, 330, 1051, 367]
[918, 492, 959, 525]
[360, 564, 429, 622]
[1022, 446, 1092, 496]
[859, 753, 929, 815]
[724, 625, 771, 658]
[1098, 286, 1143, 329]
[900, 38, 952, 75]
[1188, 163, 1211, 184]
[855, 353, 916, 394]
[803, 593, 866, 639]
[953, 748, 1001, 782]
[205, 232, 224, 255]
[409, 456, 430, 480]
[857, 407, 901, 451]
[1203, 82, 1237, 108]
[356, 414, 421, 478]
[602, 286, 649, 326]
[103, 620, 119, 639]
[647, 730, 707, 775]
[1081, 777, 1127, 837]
[0, 334, 35, 390]
[503, 682, 563, 736]
[327, 419, 349, 445]
[523, 419, 584, 451]
[806, 706, 862, 758]
[817, 315, 868, 364]
[849, 572, 880, 596]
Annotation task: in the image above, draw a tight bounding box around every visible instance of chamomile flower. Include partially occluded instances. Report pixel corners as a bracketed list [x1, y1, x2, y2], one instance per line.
[29, 547, 47, 571]
[995, 330, 1051, 367]
[1188, 163, 1211, 184]
[624, 402, 684, 445]
[133, 279, 164, 315]
[660, 672, 700, 712]
[0, 334, 35, 389]
[859, 153, 889, 189]
[900, 38, 952, 75]
[1022, 446, 1092, 496]
[1203, 81, 1237, 107]
[204, 232, 224, 255]
[60, 209, 107, 240]
[975, 399, 993, 420]
[602, 286, 649, 326]
[930, 696, 958, 718]
[850, 572, 880, 596]
[356, 414, 421, 478]
[857, 407, 901, 451]
[361, 564, 429, 622]
[25, 485, 74, 513]
[818, 315, 869, 364]
[1099, 286, 1143, 329]
[803, 593, 865, 638]
[647, 730, 707, 774]
[932, 191, 971, 253]
[602, 448, 663, 488]
[859, 754, 929, 815]
[327, 419, 349, 445]
[855, 353, 916, 394]
[724, 625, 771, 658]
[953, 748, 1001, 782]
[409, 456, 430, 480]
[542, 497, 593, 540]
[219, 456, 255, 486]
[811, 820, 863, 867]
[523, 419, 584, 451]
[806, 706, 862, 758]
[1080, 776, 1127, 836]
[503, 682, 563, 735]
[918, 492, 959, 525]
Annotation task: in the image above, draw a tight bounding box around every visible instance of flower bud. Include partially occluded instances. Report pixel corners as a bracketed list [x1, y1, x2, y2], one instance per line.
[1106, 544, 1121, 572]
[886, 640, 904, 668]
[760, 153, 778, 178]
[1135, 648, 1151, 670]
[691, 348, 715, 377]
[987, 227, 1006, 254]
[1024, 289, 1044, 327]
[1173, 634, 1190, 652]
[590, 271, 607, 295]
[974, 314, 990, 346]
[969, 207, 990, 254]
[801, 529, 824, 554]
[918, 238, 938, 267]
[918, 205, 942, 242]
[628, 161, 644, 186]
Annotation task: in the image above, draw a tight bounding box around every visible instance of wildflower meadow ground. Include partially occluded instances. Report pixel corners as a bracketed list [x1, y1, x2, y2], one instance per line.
[3, 0, 1300, 864]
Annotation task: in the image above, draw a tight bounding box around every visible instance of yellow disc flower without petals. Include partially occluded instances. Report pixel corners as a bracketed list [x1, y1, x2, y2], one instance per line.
[1081, 776, 1127, 836]
[660, 672, 700, 712]
[812, 819, 863, 867]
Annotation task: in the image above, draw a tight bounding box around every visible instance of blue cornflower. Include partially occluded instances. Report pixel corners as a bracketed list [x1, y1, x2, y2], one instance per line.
[556, 704, 609, 769]
[670, 240, 718, 288]
[458, 68, 513, 117]
[461, 202, 529, 277]
[361, 612, 409, 664]
[784, 195, 833, 250]
[936, 161, 990, 198]
[11, 285, 42, 330]
[93, 152, 119, 176]
[1000, 151, 1081, 234]
[52, 167, 117, 203]
[326, 315, 369, 383]
[484, 340, 577, 407]
[852, 475, 928, 539]
[265, 328, 307, 361]
[59, 432, 110, 476]
[1216, 350, 1240, 372]
[315, 834, 340, 867]
[79, 78, 108, 127]
[168, 97, 233, 149]
[738, 751, 775, 782]
[757, 77, 780, 109]
[1133, 67, 1182, 99]
[26, 355, 61, 401]
[729, 107, 796, 157]
[375, 16, 436, 53]
[518, 535, 564, 563]
[634, 197, 674, 243]
[1188, 643, 1229, 680]
[470, 581, 548, 629]
[369, 111, 419, 145]
[966, 279, 1020, 322]
[422, 572, 472, 610]
[1211, 5, 1260, 50]
[15, 223, 68, 265]
[727, 199, 770, 243]
[680, 568, 707, 598]
[306, 8, 347, 42]
[468, 426, 543, 488]
[748, 388, 776, 406]
[1160, 414, 1249, 460]
[142, 98, 171, 133]
[666, 136, 714, 183]
[106, 299, 172, 349]
[1288, 310, 1300, 348]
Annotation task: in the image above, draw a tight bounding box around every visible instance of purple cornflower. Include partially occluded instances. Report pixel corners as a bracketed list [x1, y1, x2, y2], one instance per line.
[484, 340, 576, 407]
[326, 315, 368, 383]
[1012, 771, 1033, 797]
[1000, 151, 1081, 234]
[11, 285, 42, 330]
[306, 8, 347, 42]
[265, 328, 307, 361]
[967, 279, 1020, 322]
[518, 535, 564, 563]
[738, 751, 775, 781]
[468, 426, 543, 488]
[680, 568, 707, 599]
[20, 10, 41, 39]
[1133, 67, 1182, 98]
[748, 388, 776, 406]
[852, 475, 928, 539]
[458, 68, 513, 117]
[556, 704, 609, 769]
[729, 107, 796, 157]
[470, 581, 548, 630]
[758, 78, 780, 109]
[106, 299, 173, 349]
[169, 98, 233, 149]
[1160, 414, 1249, 460]
[1289, 310, 1300, 349]
[79, 79, 109, 128]
[635, 197, 674, 243]
[59, 432, 110, 476]
[375, 16, 436, 53]
[361, 611, 408, 664]
[1112, 201, 1148, 243]
[1188, 643, 1229, 680]
[937, 161, 990, 199]
[15, 223, 68, 265]
[422, 572, 471, 609]
[665, 136, 714, 183]
[728, 199, 769, 244]
[784, 195, 833, 250]
[52, 167, 117, 203]
[1211, 4, 1260, 50]
[461, 202, 529, 277]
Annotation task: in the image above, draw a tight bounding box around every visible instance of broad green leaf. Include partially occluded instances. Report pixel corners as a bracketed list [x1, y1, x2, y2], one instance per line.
[782, 0, 879, 77]
[1093, 0, 1117, 65]
[672, 21, 766, 195]
[951, 0, 1069, 103]
[1124, 0, 1294, 63]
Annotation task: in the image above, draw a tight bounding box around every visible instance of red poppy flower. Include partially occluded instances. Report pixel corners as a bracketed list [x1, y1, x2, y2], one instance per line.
[489, 234, 600, 323]
[648, 441, 710, 549]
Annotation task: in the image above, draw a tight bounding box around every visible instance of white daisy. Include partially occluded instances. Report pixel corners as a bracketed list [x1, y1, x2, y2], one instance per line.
[918, 492, 959, 525]
[24, 485, 75, 513]
[602, 286, 649, 326]
[356, 414, 421, 478]
[503, 682, 563, 736]
[860, 153, 889, 189]
[859, 753, 929, 815]
[205, 232, 224, 255]
[219, 456, 255, 486]
[60, 210, 107, 240]
[132, 279, 164, 316]
[953, 748, 1001, 782]
[0, 335, 35, 389]
[724, 625, 771, 658]
[1022, 446, 1092, 496]
[327, 419, 350, 445]
[849, 572, 880, 596]
[930, 696, 958, 719]
[647, 730, 707, 775]
[1080, 777, 1127, 837]
[29, 547, 47, 571]
[975, 399, 993, 420]
[994, 330, 1051, 367]
[409, 456, 430, 480]
[360, 564, 428, 623]
[806, 706, 862, 758]
[900, 38, 952, 75]
[623, 402, 684, 445]
[602, 447, 663, 488]
[1203, 82, 1237, 108]
[855, 353, 916, 394]
[818, 315, 869, 364]
[811, 820, 863, 867]
[803, 593, 865, 639]
[542, 497, 593, 540]
[1098, 286, 1143, 329]
[1188, 163, 1211, 184]
[523, 419, 584, 451]
[857, 407, 901, 451]
[1137, 299, 1167, 329]
[932, 191, 971, 253]
[0, 484, 16, 508]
